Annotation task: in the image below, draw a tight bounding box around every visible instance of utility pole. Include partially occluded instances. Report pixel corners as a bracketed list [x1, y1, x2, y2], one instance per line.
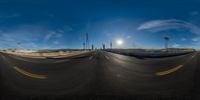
[83, 42, 85, 50]
[110, 42, 112, 49]
[85, 33, 89, 50]
[164, 35, 169, 52]
[16, 41, 21, 50]
[92, 44, 94, 50]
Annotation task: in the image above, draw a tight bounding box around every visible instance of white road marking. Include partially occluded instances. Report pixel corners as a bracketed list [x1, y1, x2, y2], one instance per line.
[54, 59, 71, 63]
[89, 56, 93, 60]
[0, 55, 6, 59]
[105, 56, 110, 60]
[192, 55, 196, 58]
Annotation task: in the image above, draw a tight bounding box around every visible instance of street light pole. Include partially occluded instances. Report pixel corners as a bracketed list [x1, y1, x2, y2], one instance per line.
[83, 42, 85, 50]
[164, 36, 169, 52]
[110, 42, 112, 49]
[17, 41, 21, 50]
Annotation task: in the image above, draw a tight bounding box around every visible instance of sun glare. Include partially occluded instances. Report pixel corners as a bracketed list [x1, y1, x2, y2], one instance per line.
[116, 39, 123, 45]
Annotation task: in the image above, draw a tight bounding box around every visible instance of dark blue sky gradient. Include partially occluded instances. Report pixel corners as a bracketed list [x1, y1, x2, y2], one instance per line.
[0, 0, 200, 49]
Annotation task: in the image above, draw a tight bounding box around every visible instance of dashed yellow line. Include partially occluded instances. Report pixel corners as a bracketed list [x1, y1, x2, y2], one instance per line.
[156, 65, 183, 76]
[13, 66, 47, 79]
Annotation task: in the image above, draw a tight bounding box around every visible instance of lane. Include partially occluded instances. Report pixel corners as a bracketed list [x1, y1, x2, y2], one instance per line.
[0, 52, 98, 96]
[192, 52, 200, 99]
[0, 50, 199, 98]
[101, 51, 198, 96]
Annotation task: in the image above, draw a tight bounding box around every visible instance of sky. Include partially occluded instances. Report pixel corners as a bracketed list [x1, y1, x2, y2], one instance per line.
[0, 0, 200, 50]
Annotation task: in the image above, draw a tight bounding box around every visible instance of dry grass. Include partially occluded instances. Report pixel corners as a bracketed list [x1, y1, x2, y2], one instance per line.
[1, 50, 89, 58]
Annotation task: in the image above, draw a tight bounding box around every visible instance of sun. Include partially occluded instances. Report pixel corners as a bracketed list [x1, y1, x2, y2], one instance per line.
[116, 39, 123, 45]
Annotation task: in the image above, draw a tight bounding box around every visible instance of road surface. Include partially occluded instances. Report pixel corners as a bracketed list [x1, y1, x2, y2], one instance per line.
[0, 51, 200, 99]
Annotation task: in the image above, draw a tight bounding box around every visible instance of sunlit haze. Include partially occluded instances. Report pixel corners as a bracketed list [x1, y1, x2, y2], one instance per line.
[116, 39, 124, 46]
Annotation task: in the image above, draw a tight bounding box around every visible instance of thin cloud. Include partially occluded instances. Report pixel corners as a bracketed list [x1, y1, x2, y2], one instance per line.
[62, 25, 73, 32]
[53, 41, 60, 45]
[181, 38, 186, 41]
[44, 31, 56, 41]
[137, 19, 200, 35]
[44, 31, 63, 41]
[126, 35, 132, 39]
[172, 43, 180, 48]
[0, 13, 20, 19]
[0, 31, 39, 49]
[192, 37, 199, 42]
[190, 11, 199, 16]
[0, 24, 64, 49]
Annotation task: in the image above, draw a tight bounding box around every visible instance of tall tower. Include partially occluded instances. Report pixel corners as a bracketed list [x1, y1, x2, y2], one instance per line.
[164, 35, 169, 52]
[92, 44, 94, 50]
[102, 44, 105, 49]
[86, 33, 89, 49]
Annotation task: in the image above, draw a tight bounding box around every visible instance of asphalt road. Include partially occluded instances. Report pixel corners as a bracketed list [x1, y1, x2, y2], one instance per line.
[0, 51, 200, 99]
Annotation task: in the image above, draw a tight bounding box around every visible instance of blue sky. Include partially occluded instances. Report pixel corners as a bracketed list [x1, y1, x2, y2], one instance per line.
[0, 0, 200, 49]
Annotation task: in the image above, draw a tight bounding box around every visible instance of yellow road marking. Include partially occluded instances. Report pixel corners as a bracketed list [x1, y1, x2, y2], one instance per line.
[13, 66, 47, 79]
[156, 65, 183, 76]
